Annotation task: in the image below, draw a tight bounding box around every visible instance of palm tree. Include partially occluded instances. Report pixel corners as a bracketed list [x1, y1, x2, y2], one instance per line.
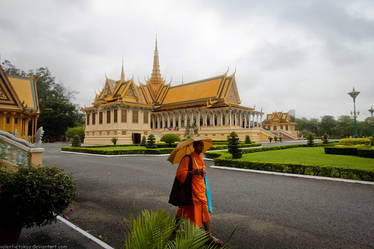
[124, 209, 228, 249]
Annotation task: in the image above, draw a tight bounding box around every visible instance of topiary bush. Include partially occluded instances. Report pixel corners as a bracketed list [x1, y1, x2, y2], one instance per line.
[268, 136, 273, 143]
[141, 135, 147, 146]
[71, 135, 81, 147]
[111, 137, 118, 145]
[306, 134, 314, 146]
[146, 134, 157, 148]
[228, 131, 242, 159]
[160, 133, 180, 147]
[245, 135, 251, 144]
[65, 126, 85, 142]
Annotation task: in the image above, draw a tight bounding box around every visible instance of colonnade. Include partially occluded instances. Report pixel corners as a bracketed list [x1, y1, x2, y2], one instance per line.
[150, 109, 263, 130]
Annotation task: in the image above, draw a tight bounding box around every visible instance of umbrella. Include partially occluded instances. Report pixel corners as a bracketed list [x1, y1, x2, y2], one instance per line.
[168, 136, 213, 164]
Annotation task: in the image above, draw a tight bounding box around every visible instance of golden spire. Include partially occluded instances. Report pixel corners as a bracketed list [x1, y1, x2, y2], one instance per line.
[120, 58, 125, 82]
[150, 36, 162, 83]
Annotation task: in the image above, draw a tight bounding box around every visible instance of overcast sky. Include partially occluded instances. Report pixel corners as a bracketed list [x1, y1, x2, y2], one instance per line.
[1, 0, 373, 120]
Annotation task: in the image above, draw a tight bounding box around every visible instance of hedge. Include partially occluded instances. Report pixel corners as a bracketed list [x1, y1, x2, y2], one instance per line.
[61, 146, 174, 155]
[325, 146, 374, 158]
[213, 158, 374, 182]
[339, 138, 370, 145]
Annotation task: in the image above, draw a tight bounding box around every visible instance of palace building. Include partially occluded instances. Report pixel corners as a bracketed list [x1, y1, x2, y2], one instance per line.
[0, 65, 40, 142]
[83, 40, 276, 145]
[262, 112, 297, 139]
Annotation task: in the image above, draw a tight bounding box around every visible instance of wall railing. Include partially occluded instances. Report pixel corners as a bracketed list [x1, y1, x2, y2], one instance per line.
[0, 130, 44, 168]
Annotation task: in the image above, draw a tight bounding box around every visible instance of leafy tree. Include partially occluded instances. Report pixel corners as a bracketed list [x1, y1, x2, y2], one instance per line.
[274, 136, 278, 142]
[245, 135, 251, 144]
[160, 134, 180, 147]
[320, 115, 337, 137]
[146, 134, 156, 148]
[65, 126, 85, 142]
[227, 132, 242, 159]
[268, 136, 273, 143]
[1, 60, 83, 141]
[279, 136, 282, 142]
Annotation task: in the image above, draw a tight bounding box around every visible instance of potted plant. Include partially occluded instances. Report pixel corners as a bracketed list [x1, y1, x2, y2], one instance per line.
[0, 165, 77, 245]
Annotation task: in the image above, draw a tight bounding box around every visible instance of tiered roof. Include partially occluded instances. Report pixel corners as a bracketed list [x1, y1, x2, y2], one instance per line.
[0, 65, 39, 115]
[88, 39, 248, 112]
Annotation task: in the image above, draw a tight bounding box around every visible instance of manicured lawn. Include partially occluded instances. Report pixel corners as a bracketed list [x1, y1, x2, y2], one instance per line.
[238, 147, 374, 171]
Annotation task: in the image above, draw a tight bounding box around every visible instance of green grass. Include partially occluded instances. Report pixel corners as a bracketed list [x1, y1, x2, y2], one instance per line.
[236, 147, 374, 171]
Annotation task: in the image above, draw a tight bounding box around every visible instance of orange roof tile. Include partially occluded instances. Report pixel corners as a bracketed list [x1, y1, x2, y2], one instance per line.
[162, 75, 225, 105]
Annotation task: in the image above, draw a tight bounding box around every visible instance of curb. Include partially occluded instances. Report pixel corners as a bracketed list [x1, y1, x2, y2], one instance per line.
[57, 216, 114, 249]
[210, 165, 374, 186]
[61, 150, 170, 157]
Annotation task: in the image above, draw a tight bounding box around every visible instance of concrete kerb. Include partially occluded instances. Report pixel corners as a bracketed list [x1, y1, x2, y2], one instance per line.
[57, 216, 115, 249]
[210, 165, 374, 186]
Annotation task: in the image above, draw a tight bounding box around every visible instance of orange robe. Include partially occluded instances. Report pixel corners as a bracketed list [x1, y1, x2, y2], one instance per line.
[176, 152, 210, 227]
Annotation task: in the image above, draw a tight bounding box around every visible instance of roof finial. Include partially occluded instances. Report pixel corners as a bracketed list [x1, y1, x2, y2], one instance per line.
[234, 66, 237, 74]
[150, 34, 162, 82]
[225, 66, 230, 74]
[121, 57, 125, 82]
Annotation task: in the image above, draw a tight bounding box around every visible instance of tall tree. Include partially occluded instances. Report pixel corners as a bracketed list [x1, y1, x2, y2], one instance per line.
[320, 115, 337, 137]
[1, 60, 83, 141]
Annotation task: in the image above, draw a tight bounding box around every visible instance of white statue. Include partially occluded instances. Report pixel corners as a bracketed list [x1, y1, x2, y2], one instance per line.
[35, 127, 44, 145]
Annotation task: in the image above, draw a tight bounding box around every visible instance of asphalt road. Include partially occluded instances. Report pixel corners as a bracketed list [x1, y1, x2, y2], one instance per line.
[42, 143, 374, 249]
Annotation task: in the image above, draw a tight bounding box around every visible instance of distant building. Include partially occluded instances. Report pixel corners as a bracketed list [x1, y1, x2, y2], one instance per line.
[262, 112, 297, 140]
[0, 65, 40, 142]
[82, 39, 273, 145]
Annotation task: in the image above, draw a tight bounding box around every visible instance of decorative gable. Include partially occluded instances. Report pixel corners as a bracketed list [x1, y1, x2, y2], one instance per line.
[225, 78, 241, 105]
[0, 68, 22, 109]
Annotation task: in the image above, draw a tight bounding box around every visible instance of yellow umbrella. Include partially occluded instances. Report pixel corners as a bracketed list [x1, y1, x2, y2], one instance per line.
[168, 136, 213, 164]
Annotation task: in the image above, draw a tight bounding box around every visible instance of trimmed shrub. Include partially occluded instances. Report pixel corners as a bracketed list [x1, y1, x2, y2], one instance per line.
[71, 135, 81, 147]
[228, 131, 242, 159]
[146, 134, 156, 148]
[160, 134, 180, 147]
[307, 134, 314, 146]
[324, 146, 357, 156]
[339, 138, 370, 146]
[141, 136, 147, 146]
[274, 136, 278, 142]
[357, 148, 374, 158]
[65, 126, 85, 142]
[111, 137, 118, 145]
[279, 136, 282, 142]
[370, 136, 374, 146]
[212, 158, 374, 182]
[245, 135, 251, 144]
[268, 136, 273, 143]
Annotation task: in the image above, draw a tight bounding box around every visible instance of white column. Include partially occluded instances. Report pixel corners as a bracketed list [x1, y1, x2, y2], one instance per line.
[229, 110, 232, 127]
[197, 110, 201, 128]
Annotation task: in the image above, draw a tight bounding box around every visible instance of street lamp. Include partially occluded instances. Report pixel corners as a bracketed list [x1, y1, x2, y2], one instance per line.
[348, 88, 360, 138]
[369, 106, 374, 136]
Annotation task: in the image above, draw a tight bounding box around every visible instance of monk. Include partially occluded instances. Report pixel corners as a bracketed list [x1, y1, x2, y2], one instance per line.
[175, 140, 223, 245]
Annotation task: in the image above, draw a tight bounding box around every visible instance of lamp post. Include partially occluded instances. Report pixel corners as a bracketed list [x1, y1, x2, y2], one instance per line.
[348, 88, 360, 138]
[369, 106, 374, 136]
